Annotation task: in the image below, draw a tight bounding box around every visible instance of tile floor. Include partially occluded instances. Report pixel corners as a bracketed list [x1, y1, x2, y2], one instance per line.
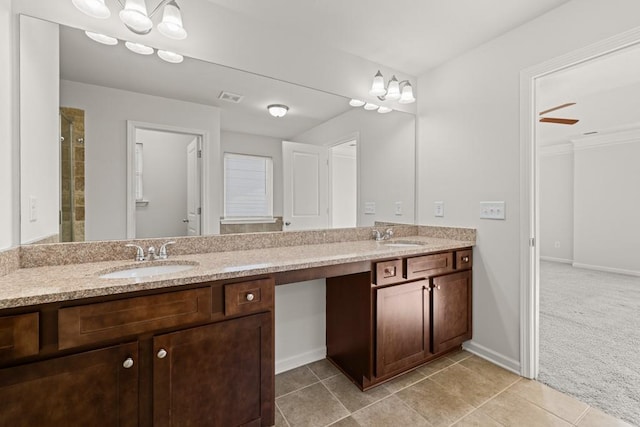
[274, 350, 633, 427]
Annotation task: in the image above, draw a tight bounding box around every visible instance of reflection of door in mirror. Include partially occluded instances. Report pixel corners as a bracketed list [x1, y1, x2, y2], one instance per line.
[59, 107, 85, 243]
[133, 128, 201, 239]
[329, 140, 357, 228]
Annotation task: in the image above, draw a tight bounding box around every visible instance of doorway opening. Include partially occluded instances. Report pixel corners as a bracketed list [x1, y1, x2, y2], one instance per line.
[329, 139, 358, 228]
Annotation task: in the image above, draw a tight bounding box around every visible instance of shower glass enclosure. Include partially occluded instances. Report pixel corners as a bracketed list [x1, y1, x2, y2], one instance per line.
[59, 108, 85, 242]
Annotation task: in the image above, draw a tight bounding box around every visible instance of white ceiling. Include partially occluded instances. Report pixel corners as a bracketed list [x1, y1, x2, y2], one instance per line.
[536, 43, 640, 145]
[204, 0, 572, 76]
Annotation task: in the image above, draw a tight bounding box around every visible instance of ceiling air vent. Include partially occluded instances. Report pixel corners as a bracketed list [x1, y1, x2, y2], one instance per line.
[218, 91, 244, 103]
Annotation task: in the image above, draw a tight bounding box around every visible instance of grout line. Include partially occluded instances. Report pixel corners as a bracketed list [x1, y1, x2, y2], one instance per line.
[573, 406, 591, 425]
[274, 401, 292, 427]
[275, 368, 322, 400]
[317, 377, 352, 418]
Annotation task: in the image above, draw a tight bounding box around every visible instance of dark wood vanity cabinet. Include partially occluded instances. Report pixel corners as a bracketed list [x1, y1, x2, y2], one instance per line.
[0, 278, 275, 427]
[327, 248, 472, 390]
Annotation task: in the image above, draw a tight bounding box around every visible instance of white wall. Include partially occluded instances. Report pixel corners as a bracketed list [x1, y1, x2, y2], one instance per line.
[539, 149, 574, 262]
[417, 0, 640, 369]
[331, 151, 357, 228]
[135, 129, 195, 239]
[573, 138, 640, 274]
[220, 131, 283, 217]
[19, 15, 59, 244]
[61, 80, 221, 241]
[294, 108, 415, 226]
[0, 0, 15, 250]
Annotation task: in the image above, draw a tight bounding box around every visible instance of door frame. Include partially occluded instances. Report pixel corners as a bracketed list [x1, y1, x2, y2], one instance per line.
[326, 132, 360, 228]
[519, 27, 640, 379]
[126, 121, 209, 239]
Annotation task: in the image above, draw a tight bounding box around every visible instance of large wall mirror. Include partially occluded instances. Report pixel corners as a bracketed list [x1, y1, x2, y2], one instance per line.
[19, 16, 416, 245]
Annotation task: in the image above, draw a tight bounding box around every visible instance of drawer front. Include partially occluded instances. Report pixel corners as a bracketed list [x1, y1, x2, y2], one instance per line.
[456, 250, 473, 270]
[375, 259, 404, 286]
[0, 313, 39, 363]
[406, 253, 453, 280]
[58, 287, 212, 350]
[225, 278, 274, 316]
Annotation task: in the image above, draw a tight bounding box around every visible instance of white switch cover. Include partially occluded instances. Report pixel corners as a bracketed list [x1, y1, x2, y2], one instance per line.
[434, 201, 444, 217]
[364, 202, 376, 215]
[394, 201, 403, 216]
[480, 201, 506, 220]
[29, 196, 37, 222]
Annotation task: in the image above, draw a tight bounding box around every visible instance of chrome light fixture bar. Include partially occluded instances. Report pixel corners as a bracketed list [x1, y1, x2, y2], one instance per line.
[369, 70, 416, 104]
[72, 0, 187, 39]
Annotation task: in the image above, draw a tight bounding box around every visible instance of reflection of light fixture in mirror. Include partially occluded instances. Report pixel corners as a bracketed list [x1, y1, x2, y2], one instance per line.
[369, 70, 416, 104]
[85, 31, 118, 45]
[267, 104, 289, 118]
[72, 0, 187, 39]
[349, 99, 365, 107]
[157, 49, 183, 63]
[125, 41, 154, 55]
[363, 103, 379, 111]
[377, 106, 393, 114]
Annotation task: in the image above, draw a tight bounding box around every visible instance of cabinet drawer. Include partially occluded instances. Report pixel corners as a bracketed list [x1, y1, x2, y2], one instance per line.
[0, 313, 39, 363]
[406, 253, 453, 280]
[456, 250, 473, 270]
[374, 259, 404, 286]
[58, 288, 212, 350]
[225, 278, 274, 316]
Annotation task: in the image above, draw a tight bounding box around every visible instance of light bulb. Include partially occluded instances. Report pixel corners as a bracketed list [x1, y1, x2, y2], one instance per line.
[369, 70, 386, 97]
[399, 82, 416, 104]
[385, 76, 401, 100]
[158, 1, 187, 40]
[72, 0, 111, 19]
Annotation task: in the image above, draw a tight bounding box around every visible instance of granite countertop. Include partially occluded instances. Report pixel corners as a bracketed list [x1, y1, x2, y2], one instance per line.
[0, 235, 473, 310]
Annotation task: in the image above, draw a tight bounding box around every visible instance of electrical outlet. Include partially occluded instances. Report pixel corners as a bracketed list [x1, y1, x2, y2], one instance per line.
[394, 201, 403, 216]
[434, 201, 444, 217]
[480, 201, 506, 220]
[364, 202, 376, 215]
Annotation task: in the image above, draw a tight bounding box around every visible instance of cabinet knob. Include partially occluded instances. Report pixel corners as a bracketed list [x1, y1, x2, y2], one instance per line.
[462, 256, 470, 263]
[246, 293, 255, 302]
[123, 357, 134, 369]
[435, 285, 441, 290]
[157, 348, 168, 359]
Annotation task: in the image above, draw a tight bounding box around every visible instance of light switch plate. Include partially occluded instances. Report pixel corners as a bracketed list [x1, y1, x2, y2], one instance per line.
[480, 201, 506, 220]
[29, 196, 37, 222]
[364, 202, 376, 215]
[434, 201, 444, 217]
[394, 201, 403, 216]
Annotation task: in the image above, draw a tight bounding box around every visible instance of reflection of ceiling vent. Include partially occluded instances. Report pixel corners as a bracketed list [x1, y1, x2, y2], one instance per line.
[218, 91, 244, 103]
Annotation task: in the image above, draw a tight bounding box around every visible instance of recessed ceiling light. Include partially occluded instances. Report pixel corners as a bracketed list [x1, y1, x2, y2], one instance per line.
[349, 99, 365, 107]
[363, 103, 379, 111]
[85, 31, 118, 45]
[125, 41, 154, 55]
[157, 49, 183, 63]
[377, 106, 393, 114]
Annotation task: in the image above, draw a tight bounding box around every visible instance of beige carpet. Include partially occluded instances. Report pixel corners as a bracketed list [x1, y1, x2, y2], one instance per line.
[538, 261, 640, 426]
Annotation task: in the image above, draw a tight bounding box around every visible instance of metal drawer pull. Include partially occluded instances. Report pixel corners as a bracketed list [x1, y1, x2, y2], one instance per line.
[434, 285, 441, 290]
[461, 256, 470, 263]
[123, 357, 134, 369]
[157, 348, 168, 359]
[383, 267, 395, 276]
[246, 293, 255, 302]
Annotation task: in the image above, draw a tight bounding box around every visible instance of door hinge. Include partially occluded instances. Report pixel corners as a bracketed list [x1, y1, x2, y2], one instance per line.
[197, 150, 202, 158]
[529, 238, 535, 247]
[197, 207, 201, 215]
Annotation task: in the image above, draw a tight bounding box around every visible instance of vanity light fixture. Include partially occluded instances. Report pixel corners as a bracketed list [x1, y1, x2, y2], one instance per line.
[369, 70, 416, 104]
[267, 104, 289, 118]
[363, 103, 379, 111]
[85, 31, 118, 45]
[377, 106, 392, 114]
[125, 41, 154, 55]
[349, 99, 366, 107]
[157, 49, 183, 63]
[72, 0, 187, 40]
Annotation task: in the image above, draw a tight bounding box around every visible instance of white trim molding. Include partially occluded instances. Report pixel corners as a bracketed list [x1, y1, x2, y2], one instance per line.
[520, 25, 640, 380]
[572, 262, 640, 277]
[571, 127, 640, 151]
[275, 347, 326, 375]
[463, 341, 521, 375]
[540, 256, 573, 264]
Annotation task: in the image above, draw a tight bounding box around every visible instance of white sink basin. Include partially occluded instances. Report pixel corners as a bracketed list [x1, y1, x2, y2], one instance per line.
[383, 241, 426, 248]
[100, 263, 196, 279]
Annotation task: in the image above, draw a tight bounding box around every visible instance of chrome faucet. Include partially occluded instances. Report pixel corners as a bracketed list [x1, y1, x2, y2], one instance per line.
[125, 244, 146, 261]
[158, 241, 176, 259]
[125, 241, 176, 261]
[372, 228, 394, 241]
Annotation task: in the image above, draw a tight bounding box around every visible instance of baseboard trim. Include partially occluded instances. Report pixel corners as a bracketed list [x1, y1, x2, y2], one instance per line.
[275, 347, 326, 374]
[463, 341, 522, 376]
[572, 262, 640, 277]
[540, 256, 573, 264]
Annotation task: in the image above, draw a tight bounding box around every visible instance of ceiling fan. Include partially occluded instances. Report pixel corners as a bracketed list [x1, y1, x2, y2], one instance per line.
[539, 102, 579, 125]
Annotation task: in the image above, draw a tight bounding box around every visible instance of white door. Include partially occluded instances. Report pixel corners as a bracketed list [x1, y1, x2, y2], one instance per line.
[282, 141, 329, 231]
[186, 137, 201, 236]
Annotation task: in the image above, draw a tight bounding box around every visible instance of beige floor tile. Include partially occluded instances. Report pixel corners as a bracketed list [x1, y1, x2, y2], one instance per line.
[307, 358, 340, 380]
[350, 395, 429, 427]
[276, 382, 349, 427]
[576, 407, 634, 427]
[328, 416, 361, 427]
[323, 374, 390, 413]
[276, 366, 320, 397]
[397, 378, 475, 426]
[429, 364, 505, 407]
[382, 369, 426, 393]
[274, 404, 290, 427]
[447, 349, 473, 362]
[451, 410, 504, 426]
[478, 391, 572, 427]
[416, 356, 456, 377]
[507, 379, 588, 424]
[459, 356, 520, 389]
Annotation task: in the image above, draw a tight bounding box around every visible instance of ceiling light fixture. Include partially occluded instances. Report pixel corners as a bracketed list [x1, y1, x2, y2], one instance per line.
[349, 99, 365, 107]
[363, 103, 379, 111]
[377, 106, 392, 114]
[369, 70, 416, 104]
[125, 41, 154, 55]
[85, 31, 118, 45]
[157, 49, 183, 63]
[72, 0, 187, 39]
[267, 104, 289, 118]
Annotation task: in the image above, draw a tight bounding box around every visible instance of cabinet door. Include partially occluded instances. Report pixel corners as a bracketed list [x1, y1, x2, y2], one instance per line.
[0, 342, 138, 427]
[153, 313, 274, 427]
[376, 280, 431, 377]
[433, 271, 472, 353]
